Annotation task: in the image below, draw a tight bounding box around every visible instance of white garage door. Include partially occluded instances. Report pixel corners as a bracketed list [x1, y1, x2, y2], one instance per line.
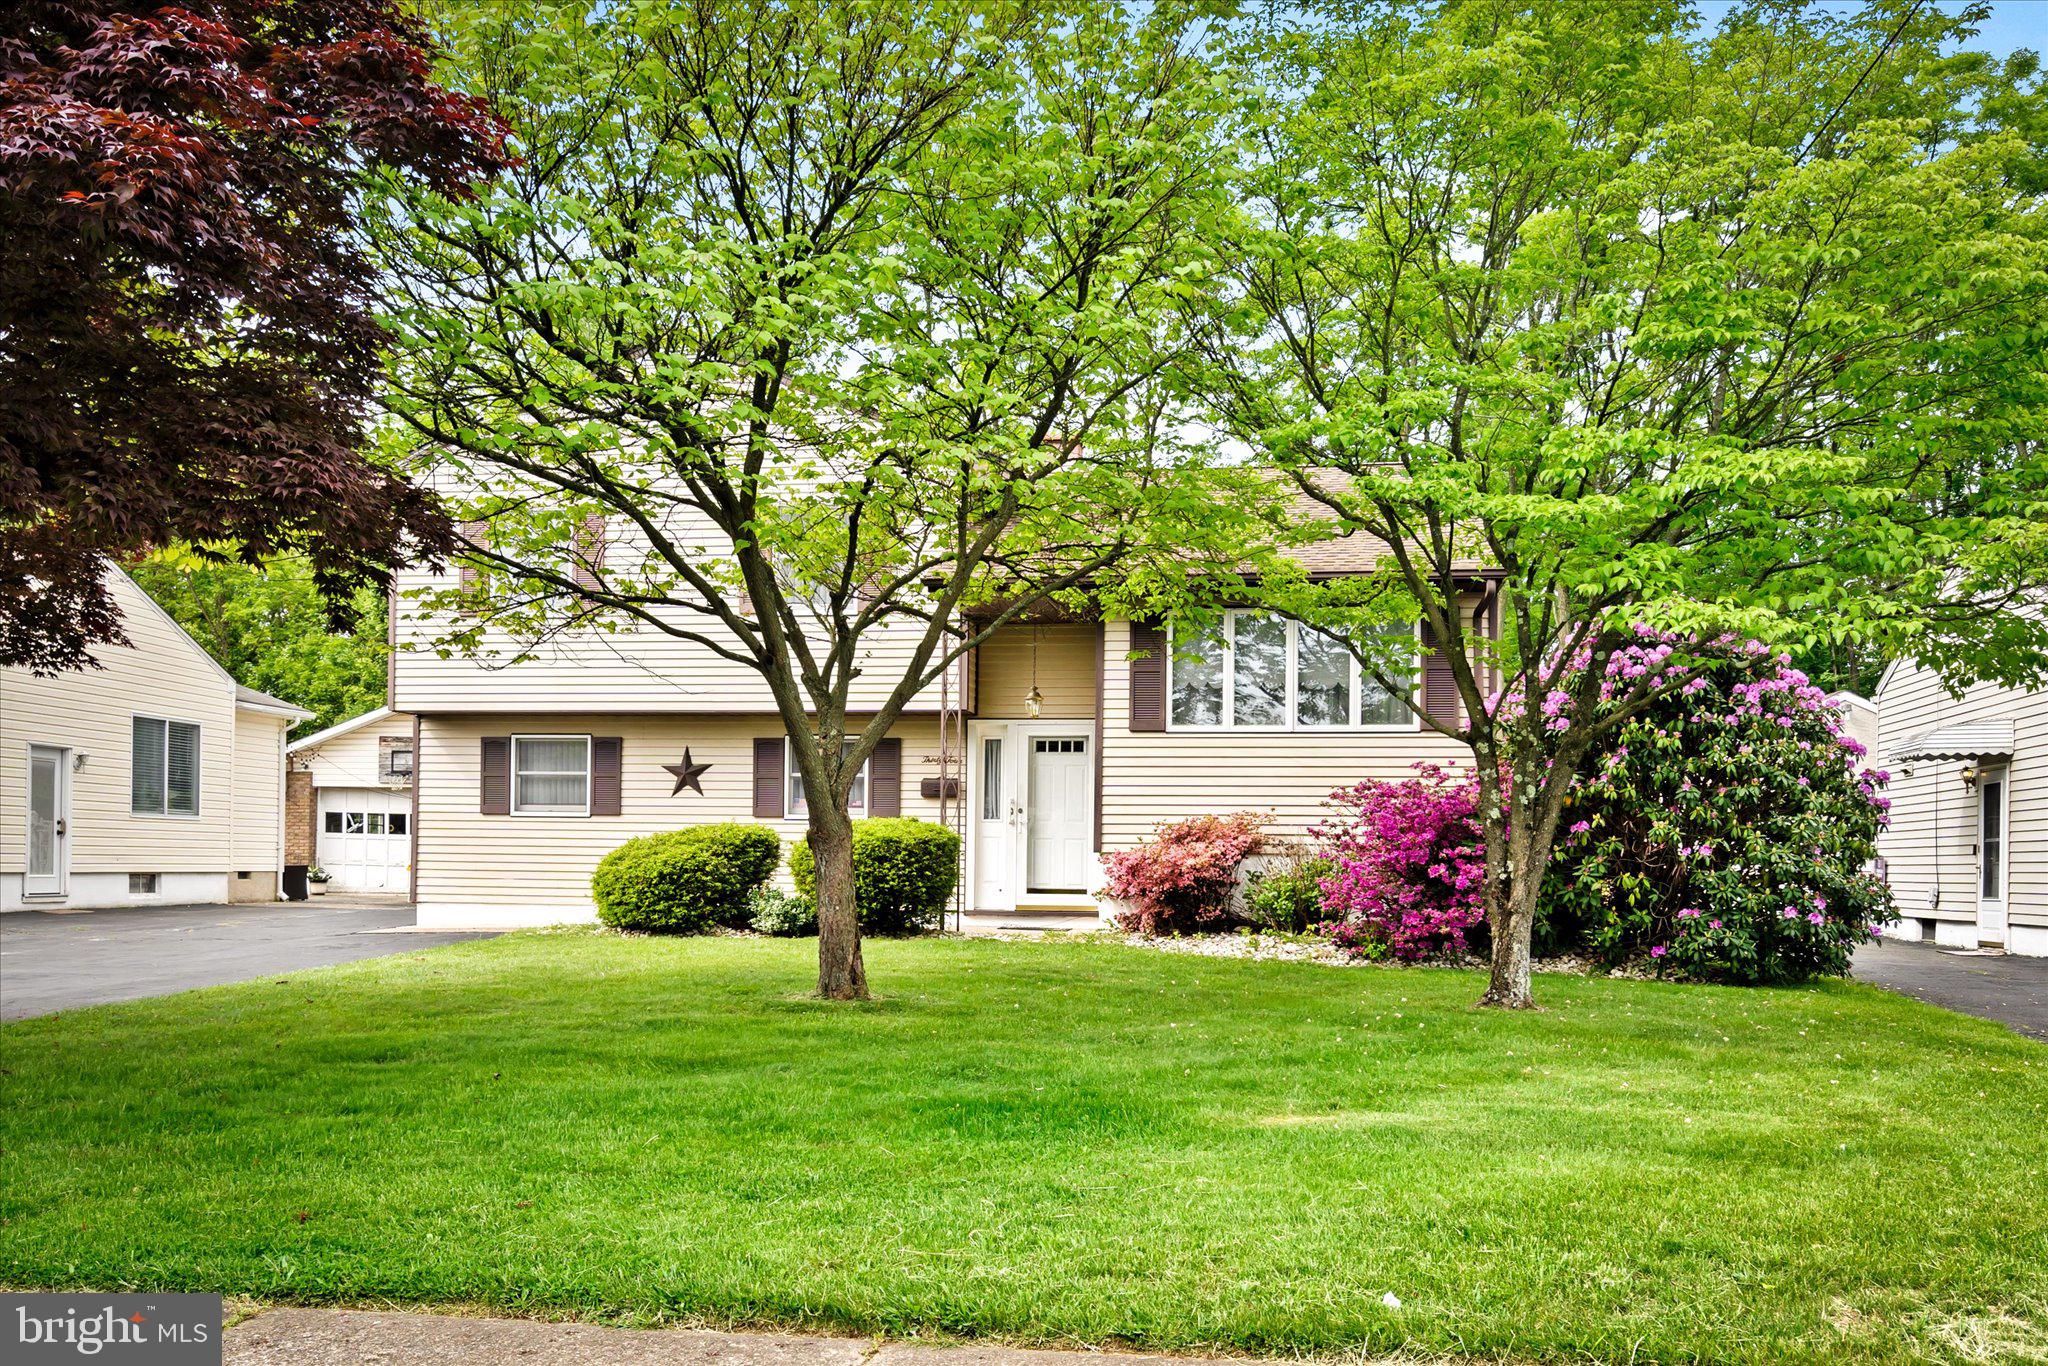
[316, 788, 411, 892]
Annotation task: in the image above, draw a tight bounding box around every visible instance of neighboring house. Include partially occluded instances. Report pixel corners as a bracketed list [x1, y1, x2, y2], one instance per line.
[1, 565, 311, 911]
[1827, 691, 1881, 773]
[391, 517, 1487, 929]
[287, 707, 417, 895]
[1876, 657, 2047, 955]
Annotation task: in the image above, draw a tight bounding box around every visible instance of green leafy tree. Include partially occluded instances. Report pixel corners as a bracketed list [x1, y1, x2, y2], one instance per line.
[1198, 0, 2048, 1007]
[128, 550, 389, 736]
[368, 0, 1261, 998]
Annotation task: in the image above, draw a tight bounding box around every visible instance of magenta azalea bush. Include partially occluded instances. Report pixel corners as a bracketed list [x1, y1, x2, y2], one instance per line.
[1316, 764, 1485, 960]
[1104, 812, 1266, 934]
[1539, 637, 1894, 983]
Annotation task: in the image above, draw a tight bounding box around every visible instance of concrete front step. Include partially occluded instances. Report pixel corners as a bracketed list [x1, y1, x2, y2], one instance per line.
[953, 909, 1103, 936]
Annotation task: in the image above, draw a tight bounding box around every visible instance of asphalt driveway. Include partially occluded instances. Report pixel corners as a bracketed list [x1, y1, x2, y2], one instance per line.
[1852, 938, 2048, 1041]
[0, 899, 496, 1021]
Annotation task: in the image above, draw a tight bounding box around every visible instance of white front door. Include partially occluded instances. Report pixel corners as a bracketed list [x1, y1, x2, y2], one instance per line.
[1026, 736, 1091, 893]
[973, 730, 1015, 909]
[1978, 766, 2008, 946]
[316, 788, 412, 892]
[24, 745, 69, 898]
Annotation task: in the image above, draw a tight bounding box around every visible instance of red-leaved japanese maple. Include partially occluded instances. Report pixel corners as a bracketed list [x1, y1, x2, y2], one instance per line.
[0, 0, 507, 671]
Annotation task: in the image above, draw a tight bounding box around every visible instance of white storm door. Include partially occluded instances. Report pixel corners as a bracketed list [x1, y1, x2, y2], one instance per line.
[1026, 736, 1091, 893]
[1978, 767, 2008, 944]
[25, 745, 68, 897]
[972, 728, 1016, 910]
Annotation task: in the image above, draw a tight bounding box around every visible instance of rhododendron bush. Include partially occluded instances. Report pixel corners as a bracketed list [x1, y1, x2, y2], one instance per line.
[1104, 812, 1265, 934]
[1317, 765, 1485, 960]
[1538, 640, 1894, 983]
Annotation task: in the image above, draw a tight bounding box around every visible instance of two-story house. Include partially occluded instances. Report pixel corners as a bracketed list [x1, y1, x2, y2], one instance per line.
[389, 521, 1489, 930]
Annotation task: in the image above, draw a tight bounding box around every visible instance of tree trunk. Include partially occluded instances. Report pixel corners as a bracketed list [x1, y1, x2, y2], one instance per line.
[1477, 757, 1562, 1011]
[809, 808, 867, 1001]
[1480, 845, 1541, 1009]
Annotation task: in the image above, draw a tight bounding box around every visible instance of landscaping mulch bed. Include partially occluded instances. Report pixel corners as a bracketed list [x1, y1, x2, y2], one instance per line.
[1110, 928, 1648, 978]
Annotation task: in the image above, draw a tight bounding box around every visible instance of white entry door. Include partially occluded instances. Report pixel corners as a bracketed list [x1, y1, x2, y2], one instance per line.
[317, 788, 411, 892]
[1978, 766, 2008, 946]
[24, 744, 69, 898]
[973, 731, 1015, 908]
[1026, 736, 1091, 893]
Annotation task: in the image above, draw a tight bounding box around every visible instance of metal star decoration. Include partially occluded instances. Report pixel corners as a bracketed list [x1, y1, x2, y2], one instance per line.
[663, 747, 712, 796]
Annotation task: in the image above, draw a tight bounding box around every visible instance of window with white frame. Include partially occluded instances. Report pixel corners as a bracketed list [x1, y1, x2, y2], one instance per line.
[512, 735, 591, 814]
[787, 740, 867, 817]
[131, 716, 201, 815]
[1169, 613, 1415, 730]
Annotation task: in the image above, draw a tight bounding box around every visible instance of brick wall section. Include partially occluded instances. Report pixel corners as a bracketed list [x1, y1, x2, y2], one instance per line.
[377, 734, 416, 788]
[284, 769, 314, 865]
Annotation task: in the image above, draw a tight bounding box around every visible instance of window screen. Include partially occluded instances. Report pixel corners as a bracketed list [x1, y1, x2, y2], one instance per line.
[131, 717, 166, 813]
[981, 738, 1003, 821]
[132, 716, 198, 814]
[166, 721, 200, 814]
[513, 737, 591, 813]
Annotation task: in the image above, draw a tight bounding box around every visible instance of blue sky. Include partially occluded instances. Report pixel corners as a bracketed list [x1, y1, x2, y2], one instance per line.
[1962, 1, 2048, 54]
[1690, 1, 2045, 55]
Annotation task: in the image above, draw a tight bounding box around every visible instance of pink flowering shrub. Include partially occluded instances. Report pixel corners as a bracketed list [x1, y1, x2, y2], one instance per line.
[1317, 764, 1486, 960]
[1104, 812, 1266, 934]
[1540, 636, 1893, 984]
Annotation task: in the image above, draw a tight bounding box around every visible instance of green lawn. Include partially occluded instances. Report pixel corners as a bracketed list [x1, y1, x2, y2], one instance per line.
[2, 933, 2044, 1363]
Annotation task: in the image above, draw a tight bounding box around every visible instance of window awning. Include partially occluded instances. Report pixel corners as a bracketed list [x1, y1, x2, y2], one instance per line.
[1890, 720, 2016, 763]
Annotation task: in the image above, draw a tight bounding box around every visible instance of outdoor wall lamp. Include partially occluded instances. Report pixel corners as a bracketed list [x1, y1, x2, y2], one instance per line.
[1960, 763, 1981, 788]
[72, 752, 88, 772]
[1024, 625, 1044, 718]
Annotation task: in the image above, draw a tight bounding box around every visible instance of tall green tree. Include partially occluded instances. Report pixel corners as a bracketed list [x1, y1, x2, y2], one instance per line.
[369, 0, 1260, 998]
[128, 551, 389, 736]
[1200, 0, 2048, 1007]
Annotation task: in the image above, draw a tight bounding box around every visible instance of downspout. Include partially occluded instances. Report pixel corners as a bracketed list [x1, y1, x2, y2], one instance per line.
[410, 713, 422, 905]
[276, 725, 289, 901]
[1473, 574, 1503, 701]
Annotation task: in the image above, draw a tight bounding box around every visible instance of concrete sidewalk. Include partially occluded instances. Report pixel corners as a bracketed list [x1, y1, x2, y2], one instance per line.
[224, 1308, 1250, 1366]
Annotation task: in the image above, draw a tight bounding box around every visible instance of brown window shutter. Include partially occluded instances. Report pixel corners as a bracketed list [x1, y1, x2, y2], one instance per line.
[1128, 619, 1166, 732]
[1420, 621, 1461, 727]
[572, 513, 605, 591]
[752, 738, 785, 818]
[458, 520, 488, 591]
[869, 738, 902, 816]
[480, 737, 511, 814]
[591, 737, 622, 816]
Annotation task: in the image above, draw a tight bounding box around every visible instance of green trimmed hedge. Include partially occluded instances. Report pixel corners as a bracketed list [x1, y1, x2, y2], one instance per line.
[790, 817, 960, 935]
[591, 824, 781, 933]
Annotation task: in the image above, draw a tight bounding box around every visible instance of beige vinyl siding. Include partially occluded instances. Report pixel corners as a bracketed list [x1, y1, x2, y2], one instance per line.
[230, 711, 289, 871]
[974, 625, 1097, 719]
[390, 515, 953, 715]
[1830, 695, 1880, 772]
[1098, 618, 1467, 849]
[0, 569, 240, 879]
[414, 713, 958, 924]
[1876, 659, 2048, 929]
[298, 721, 411, 789]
